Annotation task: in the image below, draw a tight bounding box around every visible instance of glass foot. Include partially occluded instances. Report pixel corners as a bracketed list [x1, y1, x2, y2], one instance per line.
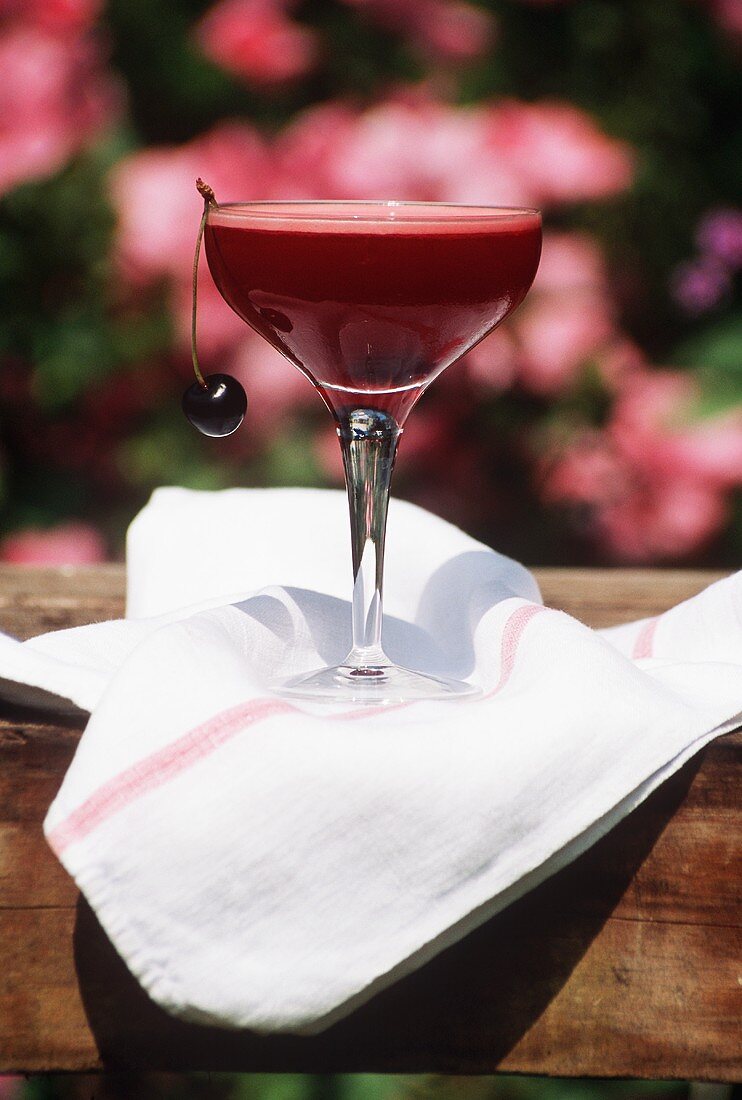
[277, 662, 480, 705]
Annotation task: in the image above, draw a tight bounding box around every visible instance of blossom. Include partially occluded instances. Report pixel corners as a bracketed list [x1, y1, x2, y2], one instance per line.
[0, 522, 107, 564]
[708, 0, 742, 39]
[516, 290, 614, 394]
[483, 100, 634, 205]
[227, 327, 316, 438]
[195, 0, 318, 86]
[462, 329, 518, 392]
[539, 432, 626, 509]
[539, 430, 729, 563]
[272, 103, 363, 197]
[342, 0, 495, 61]
[172, 275, 247, 358]
[313, 422, 344, 481]
[595, 477, 727, 562]
[417, 0, 495, 59]
[509, 231, 616, 394]
[610, 370, 742, 489]
[0, 25, 120, 195]
[671, 257, 731, 315]
[671, 206, 741, 314]
[532, 230, 608, 292]
[273, 94, 634, 207]
[313, 401, 456, 482]
[282, 98, 502, 202]
[0, 0, 103, 34]
[538, 368, 742, 562]
[109, 122, 273, 283]
[696, 207, 742, 268]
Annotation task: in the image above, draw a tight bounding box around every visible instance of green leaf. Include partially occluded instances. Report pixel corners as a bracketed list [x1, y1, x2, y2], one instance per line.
[673, 315, 742, 415]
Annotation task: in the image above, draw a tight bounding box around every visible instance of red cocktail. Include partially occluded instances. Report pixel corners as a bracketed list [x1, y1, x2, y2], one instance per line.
[202, 201, 542, 702]
[205, 202, 541, 425]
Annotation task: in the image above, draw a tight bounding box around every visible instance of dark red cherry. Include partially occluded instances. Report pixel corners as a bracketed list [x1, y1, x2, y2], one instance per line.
[182, 373, 247, 437]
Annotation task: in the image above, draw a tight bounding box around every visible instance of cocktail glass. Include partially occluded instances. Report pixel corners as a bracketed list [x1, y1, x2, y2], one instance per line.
[203, 200, 542, 703]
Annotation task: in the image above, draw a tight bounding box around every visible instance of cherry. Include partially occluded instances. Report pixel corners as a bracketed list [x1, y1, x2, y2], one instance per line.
[182, 374, 247, 437]
[184, 179, 248, 438]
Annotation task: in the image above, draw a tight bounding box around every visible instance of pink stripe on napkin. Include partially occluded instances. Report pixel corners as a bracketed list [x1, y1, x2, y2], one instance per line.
[632, 616, 660, 660]
[48, 603, 548, 856]
[47, 694, 408, 854]
[485, 603, 548, 698]
[47, 697, 293, 855]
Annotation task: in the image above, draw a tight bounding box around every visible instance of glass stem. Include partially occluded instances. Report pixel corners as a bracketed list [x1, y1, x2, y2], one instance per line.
[337, 408, 402, 670]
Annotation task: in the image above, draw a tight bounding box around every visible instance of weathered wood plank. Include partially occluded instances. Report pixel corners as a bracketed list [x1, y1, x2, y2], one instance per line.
[0, 567, 738, 1078]
[3, 739, 739, 1079]
[0, 564, 726, 635]
[0, 565, 125, 639]
[535, 568, 727, 628]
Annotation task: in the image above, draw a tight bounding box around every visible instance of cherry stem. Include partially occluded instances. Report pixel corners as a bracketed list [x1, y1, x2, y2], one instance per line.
[191, 178, 217, 390]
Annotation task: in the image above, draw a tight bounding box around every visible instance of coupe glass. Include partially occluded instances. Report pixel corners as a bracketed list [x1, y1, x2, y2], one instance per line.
[203, 200, 542, 703]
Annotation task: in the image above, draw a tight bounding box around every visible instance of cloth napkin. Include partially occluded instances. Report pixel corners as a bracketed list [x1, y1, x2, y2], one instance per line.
[3, 487, 741, 1034]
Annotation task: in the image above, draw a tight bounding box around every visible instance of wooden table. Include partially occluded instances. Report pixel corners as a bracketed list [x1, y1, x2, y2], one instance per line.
[1, 566, 739, 1080]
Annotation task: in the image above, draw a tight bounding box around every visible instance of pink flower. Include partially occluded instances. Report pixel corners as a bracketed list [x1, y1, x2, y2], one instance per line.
[595, 339, 649, 390]
[273, 103, 363, 197]
[342, 0, 495, 61]
[0, 0, 103, 34]
[538, 428, 730, 563]
[510, 231, 615, 395]
[113, 95, 636, 281]
[0, 1077, 22, 1100]
[227, 327, 316, 437]
[463, 329, 518, 392]
[418, 0, 495, 59]
[394, 405, 455, 471]
[484, 100, 634, 205]
[313, 421, 344, 481]
[611, 370, 742, 489]
[307, 98, 477, 200]
[708, 0, 742, 39]
[109, 123, 273, 282]
[539, 367, 742, 562]
[609, 371, 701, 468]
[671, 257, 731, 314]
[516, 289, 614, 394]
[532, 230, 607, 292]
[539, 432, 627, 508]
[0, 26, 120, 195]
[596, 477, 727, 562]
[172, 274, 247, 357]
[282, 96, 527, 204]
[664, 414, 742, 488]
[0, 523, 107, 564]
[696, 207, 742, 267]
[300, 96, 636, 208]
[195, 0, 317, 86]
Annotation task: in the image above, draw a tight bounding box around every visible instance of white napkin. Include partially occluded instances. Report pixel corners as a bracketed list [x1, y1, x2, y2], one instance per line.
[3, 487, 740, 1033]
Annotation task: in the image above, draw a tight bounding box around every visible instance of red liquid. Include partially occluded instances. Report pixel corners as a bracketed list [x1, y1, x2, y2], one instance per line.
[205, 203, 541, 424]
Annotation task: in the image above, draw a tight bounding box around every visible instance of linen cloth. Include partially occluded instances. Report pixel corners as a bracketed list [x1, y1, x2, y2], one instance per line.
[2, 487, 740, 1032]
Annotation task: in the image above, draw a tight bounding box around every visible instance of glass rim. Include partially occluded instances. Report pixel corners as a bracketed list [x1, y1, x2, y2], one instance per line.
[207, 200, 542, 224]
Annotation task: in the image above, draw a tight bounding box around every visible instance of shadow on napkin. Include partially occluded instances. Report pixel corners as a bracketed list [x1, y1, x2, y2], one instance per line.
[231, 548, 529, 682]
[72, 752, 696, 1070]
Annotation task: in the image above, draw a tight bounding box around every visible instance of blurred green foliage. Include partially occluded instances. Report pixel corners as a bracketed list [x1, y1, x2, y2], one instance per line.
[0, 0, 739, 561]
[15, 1072, 697, 1100]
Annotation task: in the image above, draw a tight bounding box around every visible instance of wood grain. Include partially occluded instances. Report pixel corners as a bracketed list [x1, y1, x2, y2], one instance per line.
[0, 566, 739, 1078]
